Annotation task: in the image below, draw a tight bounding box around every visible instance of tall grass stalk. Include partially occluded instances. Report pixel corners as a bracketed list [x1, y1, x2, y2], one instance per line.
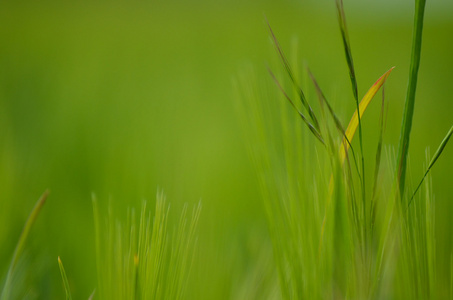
[396, 0, 426, 198]
[335, 0, 366, 195]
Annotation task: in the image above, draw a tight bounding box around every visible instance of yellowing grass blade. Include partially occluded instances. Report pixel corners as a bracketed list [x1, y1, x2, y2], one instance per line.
[319, 68, 394, 259]
[339, 67, 394, 164]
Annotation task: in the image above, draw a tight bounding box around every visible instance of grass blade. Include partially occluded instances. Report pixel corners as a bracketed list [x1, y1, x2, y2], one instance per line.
[266, 19, 321, 131]
[308, 69, 344, 133]
[396, 0, 427, 198]
[308, 68, 360, 176]
[335, 0, 358, 102]
[339, 67, 394, 164]
[408, 125, 453, 206]
[336, 0, 367, 207]
[1, 190, 49, 300]
[268, 67, 325, 145]
[58, 256, 73, 300]
[316, 68, 395, 260]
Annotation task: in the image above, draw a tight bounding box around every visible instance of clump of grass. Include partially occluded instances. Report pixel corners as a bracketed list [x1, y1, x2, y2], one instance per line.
[1, 190, 201, 299]
[92, 191, 201, 300]
[236, 0, 452, 298]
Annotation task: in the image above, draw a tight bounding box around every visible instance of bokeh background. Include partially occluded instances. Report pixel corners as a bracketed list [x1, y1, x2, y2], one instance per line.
[1, 0, 452, 298]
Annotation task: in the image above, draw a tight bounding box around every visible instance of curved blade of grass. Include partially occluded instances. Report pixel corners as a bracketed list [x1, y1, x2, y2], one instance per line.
[408, 125, 453, 207]
[339, 67, 395, 164]
[1, 190, 49, 300]
[396, 0, 427, 198]
[268, 67, 325, 145]
[266, 18, 320, 131]
[58, 256, 73, 300]
[319, 68, 393, 258]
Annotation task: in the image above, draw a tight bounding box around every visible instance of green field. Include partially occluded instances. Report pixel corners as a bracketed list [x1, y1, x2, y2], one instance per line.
[1, 1, 452, 299]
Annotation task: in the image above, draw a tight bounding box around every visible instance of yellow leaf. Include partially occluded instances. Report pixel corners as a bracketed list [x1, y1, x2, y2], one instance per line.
[339, 67, 395, 164]
[319, 67, 394, 259]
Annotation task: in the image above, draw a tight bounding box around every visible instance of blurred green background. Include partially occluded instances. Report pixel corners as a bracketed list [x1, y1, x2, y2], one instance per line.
[0, 0, 452, 298]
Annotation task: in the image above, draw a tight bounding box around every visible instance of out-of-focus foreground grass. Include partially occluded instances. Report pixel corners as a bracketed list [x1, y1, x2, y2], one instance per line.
[0, 0, 452, 298]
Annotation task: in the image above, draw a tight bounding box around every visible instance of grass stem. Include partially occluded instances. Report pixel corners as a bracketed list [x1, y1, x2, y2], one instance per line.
[396, 0, 427, 198]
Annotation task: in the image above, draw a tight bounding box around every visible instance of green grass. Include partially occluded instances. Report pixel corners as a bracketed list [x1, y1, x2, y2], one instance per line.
[396, 0, 427, 199]
[0, 1, 452, 299]
[236, 0, 452, 298]
[92, 192, 201, 300]
[1, 191, 201, 299]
